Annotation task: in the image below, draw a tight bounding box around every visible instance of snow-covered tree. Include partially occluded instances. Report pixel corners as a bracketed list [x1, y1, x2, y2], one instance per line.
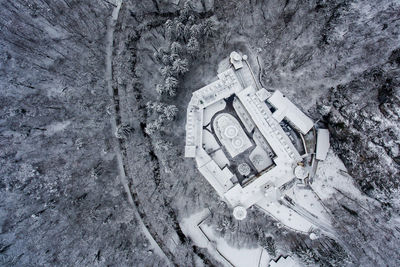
[294, 246, 319, 265]
[153, 51, 162, 62]
[156, 84, 165, 95]
[170, 42, 183, 54]
[163, 105, 178, 120]
[175, 21, 185, 40]
[202, 18, 217, 37]
[154, 140, 173, 152]
[183, 24, 192, 40]
[187, 36, 200, 56]
[179, 0, 193, 22]
[165, 19, 174, 40]
[154, 102, 165, 113]
[169, 53, 179, 62]
[159, 66, 173, 77]
[145, 118, 162, 136]
[164, 77, 179, 96]
[161, 54, 171, 65]
[115, 124, 134, 139]
[187, 15, 196, 25]
[189, 24, 202, 38]
[172, 58, 189, 75]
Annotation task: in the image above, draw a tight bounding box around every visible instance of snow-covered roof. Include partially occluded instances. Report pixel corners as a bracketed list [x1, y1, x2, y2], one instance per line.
[185, 103, 203, 157]
[256, 88, 271, 101]
[267, 90, 314, 135]
[198, 160, 234, 197]
[185, 53, 317, 225]
[192, 69, 242, 109]
[230, 51, 244, 70]
[237, 87, 301, 162]
[316, 128, 330, 161]
[185, 146, 196, 157]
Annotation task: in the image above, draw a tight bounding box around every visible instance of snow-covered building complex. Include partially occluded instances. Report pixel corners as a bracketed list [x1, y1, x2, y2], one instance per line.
[185, 52, 330, 232]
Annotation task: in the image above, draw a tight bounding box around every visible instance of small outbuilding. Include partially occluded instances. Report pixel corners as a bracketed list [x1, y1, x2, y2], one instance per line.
[316, 128, 330, 161]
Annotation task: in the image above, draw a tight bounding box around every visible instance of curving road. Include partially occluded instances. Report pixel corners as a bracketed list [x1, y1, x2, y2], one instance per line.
[105, 1, 172, 265]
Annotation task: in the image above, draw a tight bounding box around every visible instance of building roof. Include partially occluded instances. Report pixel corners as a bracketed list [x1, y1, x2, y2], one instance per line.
[316, 128, 330, 161]
[230, 51, 244, 70]
[237, 87, 301, 162]
[267, 91, 314, 135]
[185, 146, 196, 158]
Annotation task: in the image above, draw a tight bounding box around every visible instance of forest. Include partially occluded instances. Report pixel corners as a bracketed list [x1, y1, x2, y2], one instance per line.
[0, 0, 399, 266]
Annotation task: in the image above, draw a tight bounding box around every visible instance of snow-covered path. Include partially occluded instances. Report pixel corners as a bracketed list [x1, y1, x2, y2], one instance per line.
[105, 1, 171, 264]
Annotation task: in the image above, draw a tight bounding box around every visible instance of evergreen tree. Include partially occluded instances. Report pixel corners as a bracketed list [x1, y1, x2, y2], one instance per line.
[172, 58, 189, 75]
[165, 19, 175, 40]
[154, 140, 173, 152]
[160, 66, 173, 78]
[156, 84, 165, 95]
[179, 0, 193, 22]
[170, 42, 183, 54]
[162, 54, 171, 65]
[190, 24, 202, 38]
[187, 36, 200, 56]
[163, 105, 178, 120]
[175, 21, 185, 40]
[145, 118, 162, 136]
[164, 76, 179, 96]
[202, 18, 217, 37]
[115, 124, 134, 139]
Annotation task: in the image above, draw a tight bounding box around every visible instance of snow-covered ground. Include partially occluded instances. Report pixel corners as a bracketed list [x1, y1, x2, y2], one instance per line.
[256, 200, 314, 233]
[180, 209, 270, 267]
[285, 186, 331, 225]
[180, 209, 211, 248]
[311, 150, 376, 205]
[201, 224, 270, 267]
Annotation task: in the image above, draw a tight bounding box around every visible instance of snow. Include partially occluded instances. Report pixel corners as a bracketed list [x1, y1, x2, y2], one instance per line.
[213, 113, 253, 158]
[237, 86, 301, 162]
[311, 150, 375, 205]
[44, 121, 71, 136]
[198, 160, 229, 196]
[285, 186, 331, 225]
[105, 0, 172, 264]
[233, 97, 255, 133]
[256, 200, 314, 233]
[181, 209, 270, 267]
[200, 224, 270, 267]
[203, 99, 226, 126]
[267, 90, 314, 135]
[249, 146, 273, 172]
[180, 209, 211, 248]
[202, 130, 220, 153]
[316, 129, 330, 161]
[212, 149, 230, 168]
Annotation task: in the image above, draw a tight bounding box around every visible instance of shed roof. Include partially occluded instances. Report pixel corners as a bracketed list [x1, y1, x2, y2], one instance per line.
[316, 128, 330, 161]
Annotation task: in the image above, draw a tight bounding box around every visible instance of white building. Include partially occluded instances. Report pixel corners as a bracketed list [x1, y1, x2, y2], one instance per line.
[185, 52, 329, 225]
[316, 128, 330, 160]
